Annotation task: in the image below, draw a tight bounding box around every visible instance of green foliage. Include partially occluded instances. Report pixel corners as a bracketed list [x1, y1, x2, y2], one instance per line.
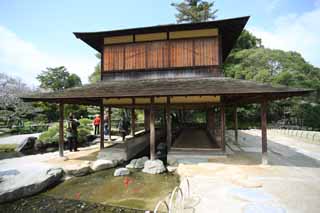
[36, 66, 88, 122]
[89, 54, 101, 83]
[37, 66, 82, 91]
[171, 0, 218, 23]
[38, 123, 60, 144]
[38, 118, 93, 145]
[224, 29, 320, 130]
[233, 30, 263, 51]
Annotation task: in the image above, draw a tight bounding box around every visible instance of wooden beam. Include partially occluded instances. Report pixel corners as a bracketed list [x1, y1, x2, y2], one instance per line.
[261, 100, 268, 165]
[100, 102, 105, 149]
[220, 105, 226, 152]
[108, 107, 112, 141]
[59, 103, 64, 157]
[150, 97, 156, 160]
[166, 97, 172, 148]
[234, 107, 238, 144]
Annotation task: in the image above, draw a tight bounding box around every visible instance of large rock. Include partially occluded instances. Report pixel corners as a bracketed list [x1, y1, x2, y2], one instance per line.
[0, 163, 63, 204]
[90, 160, 117, 172]
[126, 156, 148, 169]
[64, 161, 91, 177]
[142, 160, 166, 174]
[15, 136, 37, 154]
[114, 168, 130, 176]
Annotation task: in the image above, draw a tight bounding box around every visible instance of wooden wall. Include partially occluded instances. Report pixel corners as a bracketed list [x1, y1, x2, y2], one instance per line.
[103, 37, 219, 72]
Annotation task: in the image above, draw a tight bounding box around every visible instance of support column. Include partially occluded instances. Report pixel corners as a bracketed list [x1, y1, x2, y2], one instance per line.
[108, 107, 112, 141]
[131, 100, 135, 136]
[59, 103, 64, 157]
[220, 105, 226, 152]
[150, 97, 156, 160]
[144, 108, 150, 131]
[234, 107, 238, 144]
[166, 97, 172, 148]
[261, 100, 268, 165]
[100, 103, 104, 149]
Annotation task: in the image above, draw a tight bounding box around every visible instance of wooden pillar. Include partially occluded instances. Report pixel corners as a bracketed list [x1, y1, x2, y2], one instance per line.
[234, 107, 238, 144]
[144, 108, 150, 131]
[261, 100, 268, 165]
[131, 99, 135, 137]
[150, 97, 156, 160]
[100, 103, 104, 149]
[108, 107, 112, 141]
[59, 103, 64, 157]
[220, 105, 226, 152]
[166, 97, 172, 148]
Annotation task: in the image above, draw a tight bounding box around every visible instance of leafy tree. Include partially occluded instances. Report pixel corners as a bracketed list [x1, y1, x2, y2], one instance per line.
[233, 29, 263, 51]
[171, 0, 218, 23]
[224, 30, 320, 130]
[36, 66, 87, 122]
[88, 54, 101, 83]
[37, 66, 81, 91]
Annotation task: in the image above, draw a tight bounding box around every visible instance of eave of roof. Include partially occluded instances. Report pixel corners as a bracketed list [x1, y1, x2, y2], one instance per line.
[73, 16, 250, 62]
[21, 77, 313, 105]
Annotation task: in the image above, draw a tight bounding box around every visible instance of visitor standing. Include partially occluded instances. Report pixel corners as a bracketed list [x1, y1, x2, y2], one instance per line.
[104, 113, 109, 136]
[118, 114, 129, 141]
[93, 115, 100, 135]
[67, 113, 80, 152]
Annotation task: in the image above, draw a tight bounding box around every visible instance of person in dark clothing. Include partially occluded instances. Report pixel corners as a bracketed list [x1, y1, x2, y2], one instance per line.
[67, 113, 80, 152]
[118, 115, 129, 141]
[104, 114, 109, 136]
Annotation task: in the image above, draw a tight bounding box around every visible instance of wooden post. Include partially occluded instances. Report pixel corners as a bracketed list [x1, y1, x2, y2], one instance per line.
[166, 97, 172, 148]
[108, 107, 112, 141]
[261, 100, 268, 165]
[150, 97, 156, 160]
[131, 99, 135, 137]
[144, 108, 150, 131]
[234, 107, 238, 144]
[220, 105, 226, 152]
[100, 103, 104, 149]
[59, 103, 64, 157]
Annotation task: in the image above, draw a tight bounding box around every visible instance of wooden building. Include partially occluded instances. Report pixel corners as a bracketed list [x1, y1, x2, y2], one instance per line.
[22, 16, 311, 164]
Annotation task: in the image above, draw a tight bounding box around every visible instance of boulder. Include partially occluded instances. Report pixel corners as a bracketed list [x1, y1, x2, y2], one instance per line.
[167, 166, 177, 173]
[0, 163, 63, 204]
[90, 160, 117, 172]
[64, 161, 91, 177]
[142, 160, 166, 174]
[126, 156, 148, 169]
[114, 168, 130, 176]
[15, 136, 37, 154]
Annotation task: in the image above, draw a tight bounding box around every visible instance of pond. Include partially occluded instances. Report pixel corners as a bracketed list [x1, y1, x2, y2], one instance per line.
[0, 168, 179, 212]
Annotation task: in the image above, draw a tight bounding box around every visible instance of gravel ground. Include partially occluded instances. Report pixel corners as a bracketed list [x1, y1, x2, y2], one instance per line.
[177, 129, 320, 213]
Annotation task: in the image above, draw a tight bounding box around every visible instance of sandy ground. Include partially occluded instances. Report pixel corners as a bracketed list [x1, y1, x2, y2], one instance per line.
[178, 129, 320, 213]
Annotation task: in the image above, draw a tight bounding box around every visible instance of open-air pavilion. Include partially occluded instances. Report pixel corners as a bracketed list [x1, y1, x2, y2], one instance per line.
[22, 16, 312, 164]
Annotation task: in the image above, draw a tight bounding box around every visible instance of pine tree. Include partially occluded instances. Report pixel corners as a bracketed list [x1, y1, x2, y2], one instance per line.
[171, 0, 218, 23]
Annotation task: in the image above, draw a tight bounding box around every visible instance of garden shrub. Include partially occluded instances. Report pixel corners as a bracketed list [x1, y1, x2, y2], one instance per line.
[38, 118, 93, 146]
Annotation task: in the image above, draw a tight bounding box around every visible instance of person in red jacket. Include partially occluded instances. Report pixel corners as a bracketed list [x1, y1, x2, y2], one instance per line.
[93, 115, 100, 135]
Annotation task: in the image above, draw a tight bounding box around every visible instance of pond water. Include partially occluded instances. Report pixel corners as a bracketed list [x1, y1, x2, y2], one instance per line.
[1, 168, 179, 212]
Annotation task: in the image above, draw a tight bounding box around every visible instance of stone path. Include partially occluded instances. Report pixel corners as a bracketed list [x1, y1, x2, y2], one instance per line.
[177, 129, 320, 213]
[0, 133, 41, 145]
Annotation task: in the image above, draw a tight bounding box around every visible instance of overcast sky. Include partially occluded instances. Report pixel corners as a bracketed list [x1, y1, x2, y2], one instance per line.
[0, 0, 319, 86]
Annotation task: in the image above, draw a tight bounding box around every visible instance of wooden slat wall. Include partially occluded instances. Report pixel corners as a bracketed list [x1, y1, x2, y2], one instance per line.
[103, 37, 218, 72]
